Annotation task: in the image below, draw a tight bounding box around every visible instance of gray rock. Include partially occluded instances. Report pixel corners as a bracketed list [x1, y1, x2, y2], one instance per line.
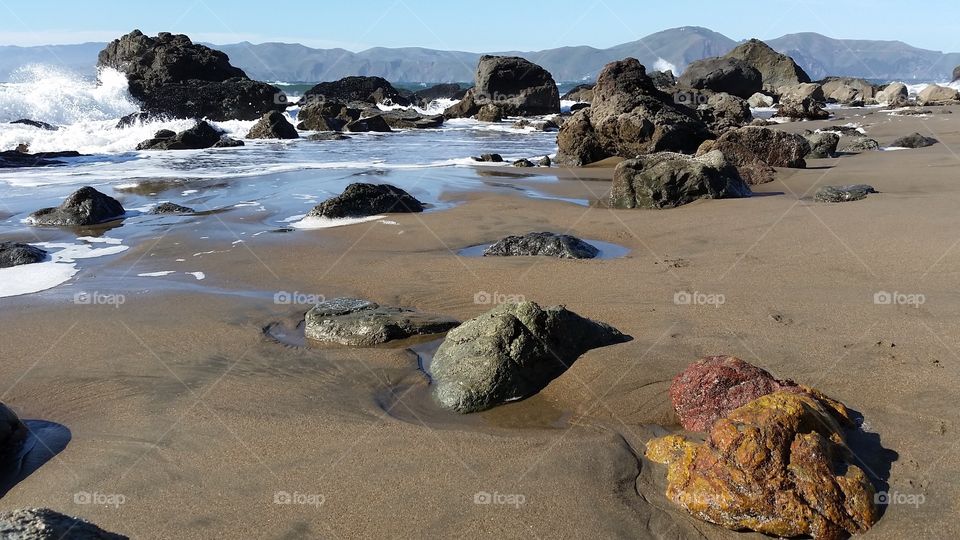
[483, 232, 599, 259]
[805, 132, 840, 158]
[561, 84, 594, 102]
[474, 154, 503, 163]
[707, 126, 811, 182]
[212, 136, 244, 148]
[725, 39, 811, 93]
[890, 132, 938, 148]
[307, 183, 424, 219]
[308, 132, 351, 141]
[475, 104, 503, 122]
[379, 110, 444, 129]
[137, 121, 227, 150]
[305, 298, 459, 346]
[697, 93, 753, 133]
[344, 115, 392, 133]
[0, 242, 47, 268]
[747, 93, 775, 108]
[838, 136, 880, 153]
[538, 155, 551, 167]
[300, 76, 410, 107]
[776, 95, 830, 120]
[512, 158, 535, 168]
[0, 150, 84, 169]
[1, 402, 26, 459]
[245, 111, 299, 139]
[815, 184, 877, 203]
[296, 101, 360, 131]
[473, 55, 561, 116]
[26, 187, 125, 226]
[430, 301, 629, 413]
[611, 150, 751, 209]
[151, 202, 196, 215]
[0, 508, 127, 539]
[677, 57, 763, 99]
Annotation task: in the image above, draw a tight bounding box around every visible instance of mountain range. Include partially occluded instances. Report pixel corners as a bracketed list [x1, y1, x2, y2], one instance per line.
[2, 27, 958, 83]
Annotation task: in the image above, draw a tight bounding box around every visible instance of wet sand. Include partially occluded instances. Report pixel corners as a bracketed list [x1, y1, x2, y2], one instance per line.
[1, 107, 959, 538]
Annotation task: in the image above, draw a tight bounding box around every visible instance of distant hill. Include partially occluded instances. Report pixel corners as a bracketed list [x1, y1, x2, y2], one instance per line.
[1, 28, 958, 84]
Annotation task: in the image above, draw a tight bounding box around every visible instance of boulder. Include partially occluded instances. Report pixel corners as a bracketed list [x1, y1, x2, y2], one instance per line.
[379, 110, 444, 130]
[561, 84, 594, 102]
[555, 59, 712, 166]
[876, 82, 908, 105]
[891, 132, 938, 148]
[747, 93, 774, 108]
[776, 95, 829, 120]
[475, 104, 503, 123]
[344, 115, 392, 133]
[307, 183, 423, 219]
[296, 101, 360, 131]
[0, 242, 48, 268]
[918, 84, 960, 105]
[820, 77, 875, 101]
[26, 186, 125, 226]
[430, 301, 629, 413]
[1, 402, 27, 459]
[538, 155, 551, 167]
[0, 150, 83, 169]
[805, 132, 840, 158]
[304, 298, 459, 347]
[471, 55, 561, 116]
[828, 84, 866, 106]
[136, 121, 227, 150]
[245, 111, 299, 139]
[308, 132, 351, 141]
[213, 136, 244, 148]
[474, 153, 503, 163]
[696, 93, 753, 133]
[650, 70, 677, 90]
[442, 90, 481, 119]
[0, 508, 128, 539]
[677, 57, 762, 99]
[97, 30, 285, 121]
[778, 83, 825, 102]
[646, 391, 878, 539]
[301, 76, 410, 107]
[711, 126, 811, 169]
[725, 39, 811, 93]
[483, 232, 599, 259]
[611, 150, 751, 209]
[10, 119, 58, 131]
[151, 202, 196, 214]
[815, 184, 877, 202]
[838, 136, 880, 153]
[411, 83, 468, 106]
[512, 158, 535, 168]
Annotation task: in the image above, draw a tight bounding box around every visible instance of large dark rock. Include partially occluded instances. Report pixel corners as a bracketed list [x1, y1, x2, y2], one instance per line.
[0, 150, 83, 169]
[245, 111, 298, 139]
[447, 56, 560, 118]
[1, 402, 27, 459]
[411, 83, 468, 106]
[296, 101, 360, 131]
[556, 59, 712, 166]
[724, 39, 811, 93]
[97, 30, 285, 121]
[611, 151, 751, 209]
[305, 298, 459, 346]
[0, 242, 47, 268]
[301, 76, 410, 107]
[344, 115, 392, 133]
[136, 121, 231, 150]
[677, 57, 762, 99]
[307, 183, 424, 219]
[0, 508, 128, 539]
[891, 132, 938, 148]
[379, 110, 444, 129]
[10, 119, 58, 131]
[26, 186, 125, 226]
[483, 232, 599, 259]
[697, 93, 753, 133]
[430, 301, 629, 413]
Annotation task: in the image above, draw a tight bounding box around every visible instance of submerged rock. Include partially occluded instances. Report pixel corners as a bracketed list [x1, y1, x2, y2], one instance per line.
[0, 508, 128, 539]
[151, 202, 196, 215]
[0, 242, 48, 268]
[10, 119, 58, 131]
[1, 402, 27, 459]
[890, 132, 938, 148]
[27, 186, 125, 226]
[307, 183, 424, 219]
[296, 101, 360, 131]
[430, 301, 629, 413]
[815, 184, 877, 203]
[304, 298, 459, 346]
[308, 132, 351, 141]
[512, 158, 534, 168]
[136, 121, 229, 150]
[245, 111, 299, 139]
[483, 232, 599, 259]
[379, 110, 444, 130]
[474, 154, 503, 163]
[611, 151, 751, 209]
[0, 150, 83, 169]
[805, 132, 840, 158]
[344, 115, 392, 133]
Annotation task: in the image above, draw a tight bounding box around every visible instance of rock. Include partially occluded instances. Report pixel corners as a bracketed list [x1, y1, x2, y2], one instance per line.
[821, 125, 863, 136]
[776, 95, 830, 120]
[650, 70, 677, 90]
[483, 232, 599, 259]
[561, 84, 594, 102]
[475, 104, 503, 122]
[430, 301, 629, 413]
[97, 30, 285, 121]
[538, 155, 551, 167]
[26, 186, 125, 226]
[877, 82, 908, 105]
[379, 110, 444, 130]
[471, 55, 561, 116]
[828, 84, 866, 106]
[307, 183, 423, 219]
[735, 161, 778, 185]
[0, 508, 128, 539]
[151, 202, 195, 214]
[512, 158, 535, 168]
[711, 126, 811, 169]
[611, 150, 751, 209]
[646, 391, 877, 539]
[513, 119, 559, 131]
[245, 111, 298, 139]
[677, 57, 762, 99]
[1, 402, 27, 458]
[0, 150, 83, 169]
[304, 298, 458, 347]
[411, 83, 467, 106]
[442, 90, 481, 119]
[778, 82, 825, 102]
[569, 102, 590, 113]
[891, 132, 938, 148]
[213, 136, 244, 148]
[696, 93, 753, 133]
[747, 93, 774, 108]
[344, 115, 392, 133]
[115, 111, 156, 128]
[954, 66, 960, 82]
[918, 84, 960, 105]
[725, 39, 811, 93]
[555, 59, 712, 166]
[474, 153, 503, 163]
[805, 132, 840, 158]
[296, 101, 360, 131]
[10, 119, 58, 131]
[0, 242, 48, 268]
[301, 76, 410, 107]
[821, 77, 876, 101]
[308, 132, 351, 141]
[815, 184, 877, 202]
[136, 121, 226, 150]
[838, 136, 880, 153]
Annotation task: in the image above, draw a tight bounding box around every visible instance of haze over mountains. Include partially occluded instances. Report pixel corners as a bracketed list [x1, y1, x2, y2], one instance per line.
[2, 26, 958, 83]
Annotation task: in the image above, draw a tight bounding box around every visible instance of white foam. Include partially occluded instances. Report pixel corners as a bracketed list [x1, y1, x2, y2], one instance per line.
[0, 66, 139, 126]
[653, 58, 677, 74]
[185, 272, 205, 280]
[0, 239, 129, 298]
[138, 271, 177, 277]
[289, 215, 386, 230]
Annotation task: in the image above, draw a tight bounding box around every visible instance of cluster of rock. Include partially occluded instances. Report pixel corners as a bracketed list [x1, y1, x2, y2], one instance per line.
[444, 55, 561, 120]
[296, 79, 444, 134]
[646, 356, 879, 539]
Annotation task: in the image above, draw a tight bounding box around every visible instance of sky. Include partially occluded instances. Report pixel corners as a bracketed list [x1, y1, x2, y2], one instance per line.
[1, 0, 959, 53]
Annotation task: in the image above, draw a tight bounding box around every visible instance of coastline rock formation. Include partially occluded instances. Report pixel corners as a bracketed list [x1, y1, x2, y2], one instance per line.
[98, 30, 285, 121]
[26, 186, 125, 226]
[137, 121, 242, 150]
[726, 39, 812, 93]
[483, 232, 599, 259]
[0, 508, 128, 539]
[611, 151, 751, 209]
[246, 111, 299, 139]
[301, 76, 410, 107]
[805, 132, 840, 158]
[705, 126, 811, 184]
[555, 59, 712, 166]
[0, 242, 47, 268]
[307, 183, 424, 219]
[877, 82, 908, 105]
[304, 298, 459, 346]
[445, 55, 560, 118]
[430, 301, 628, 413]
[677, 57, 762, 99]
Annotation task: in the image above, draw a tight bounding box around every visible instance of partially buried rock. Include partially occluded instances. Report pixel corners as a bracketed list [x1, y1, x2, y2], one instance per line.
[1, 401, 27, 459]
[805, 131, 840, 158]
[245, 111, 299, 139]
[815, 184, 876, 202]
[890, 132, 938, 148]
[0, 242, 48, 268]
[151, 202, 196, 215]
[0, 150, 83, 169]
[474, 154, 503, 163]
[838, 135, 880, 153]
[308, 132, 351, 141]
[430, 301, 629, 413]
[611, 151, 751, 209]
[304, 298, 459, 346]
[26, 186, 125, 226]
[307, 183, 423, 219]
[0, 508, 128, 539]
[483, 232, 599, 259]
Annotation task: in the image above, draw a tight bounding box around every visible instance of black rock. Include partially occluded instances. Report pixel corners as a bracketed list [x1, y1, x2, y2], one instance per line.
[10, 119, 58, 131]
[213, 136, 245, 148]
[569, 102, 591, 112]
[474, 154, 503, 163]
[116, 111, 158, 128]
[411, 83, 468, 106]
[483, 232, 599, 259]
[513, 158, 535, 168]
[890, 132, 938, 148]
[814, 184, 877, 202]
[344, 115, 392, 133]
[0, 150, 83, 169]
[308, 183, 424, 219]
[0, 508, 128, 539]
[678, 57, 763, 99]
[246, 111, 299, 139]
[308, 132, 352, 141]
[137, 121, 225, 150]
[27, 186, 126, 226]
[296, 101, 360, 131]
[152, 202, 196, 214]
[0, 242, 47, 268]
[301, 76, 410, 107]
[446, 56, 560, 118]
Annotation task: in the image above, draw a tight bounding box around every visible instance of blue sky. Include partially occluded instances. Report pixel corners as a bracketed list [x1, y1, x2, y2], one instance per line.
[1, 0, 959, 52]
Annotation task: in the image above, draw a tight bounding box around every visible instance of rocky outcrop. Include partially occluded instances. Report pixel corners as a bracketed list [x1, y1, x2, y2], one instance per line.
[555, 59, 712, 166]
[725, 39, 811, 93]
[246, 111, 299, 139]
[0, 242, 47, 268]
[1, 402, 27, 459]
[26, 186, 125, 226]
[917, 84, 960, 105]
[411, 83, 468, 106]
[474, 153, 503, 163]
[483, 232, 599, 259]
[778, 83, 825, 102]
[137, 121, 241, 150]
[0, 150, 83, 169]
[677, 57, 762, 99]
[0, 508, 128, 539]
[821, 77, 875, 104]
[697, 93, 752, 133]
[805, 132, 840, 158]
[815, 184, 877, 202]
[430, 301, 628, 413]
[151, 202, 196, 214]
[301, 76, 410, 107]
[472, 55, 560, 116]
[954, 66, 960, 82]
[307, 183, 423, 219]
[891, 132, 938, 148]
[611, 151, 751, 209]
[304, 298, 459, 346]
[98, 30, 285, 121]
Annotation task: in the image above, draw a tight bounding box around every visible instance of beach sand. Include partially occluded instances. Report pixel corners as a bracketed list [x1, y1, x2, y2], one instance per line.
[1, 106, 959, 538]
